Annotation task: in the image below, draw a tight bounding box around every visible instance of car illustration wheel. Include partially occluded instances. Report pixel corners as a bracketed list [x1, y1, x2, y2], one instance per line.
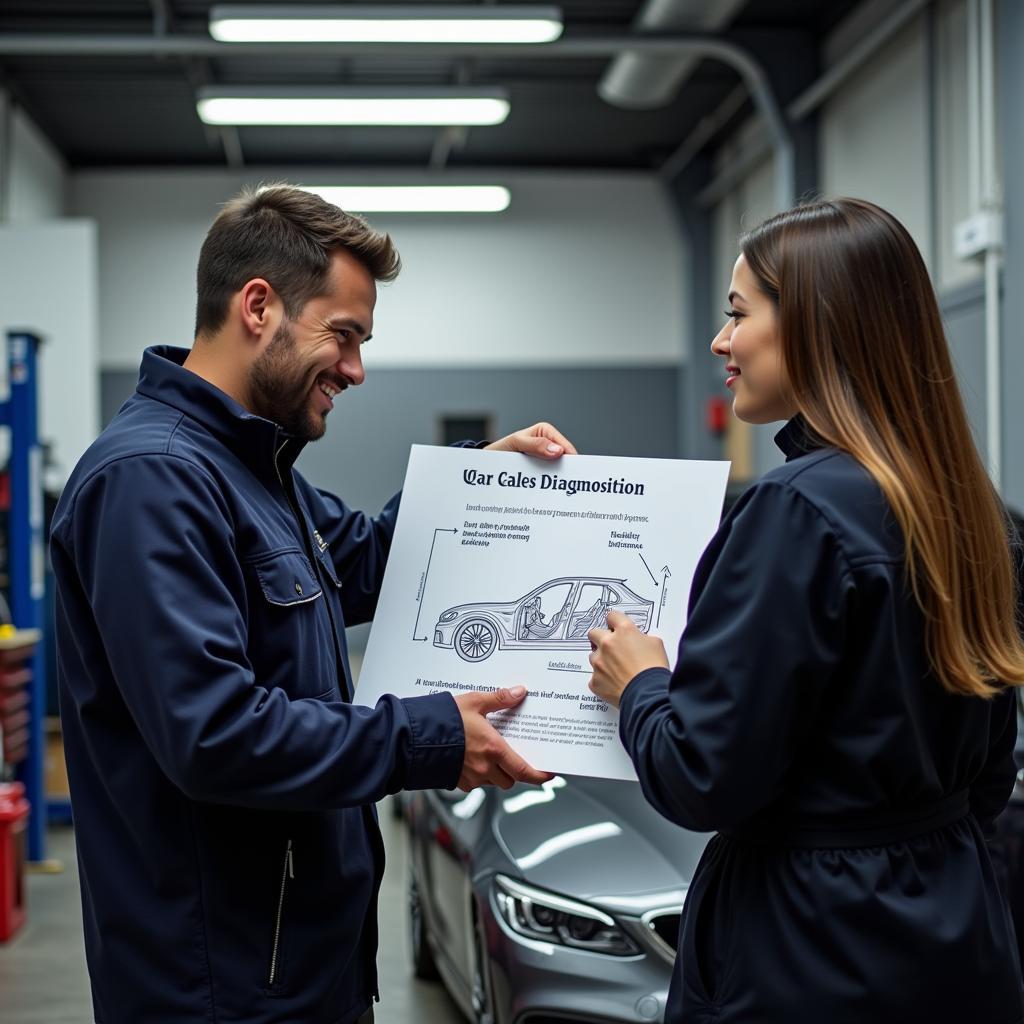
[408, 868, 441, 981]
[454, 619, 498, 662]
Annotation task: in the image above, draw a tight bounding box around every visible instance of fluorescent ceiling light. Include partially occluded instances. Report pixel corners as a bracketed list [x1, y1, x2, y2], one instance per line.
[302, 186, 511, 214]
[196, 87, 510, 126]
[209, 5, 563, 44]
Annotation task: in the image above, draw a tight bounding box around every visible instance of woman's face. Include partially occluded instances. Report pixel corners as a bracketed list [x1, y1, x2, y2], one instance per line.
[710, 254, 797, 425]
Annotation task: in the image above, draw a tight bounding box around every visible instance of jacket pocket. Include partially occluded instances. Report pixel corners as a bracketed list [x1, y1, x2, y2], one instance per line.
[251, 550, 322, 607]
[681, 835, 731, 1006]
[268, 839, 294, 989]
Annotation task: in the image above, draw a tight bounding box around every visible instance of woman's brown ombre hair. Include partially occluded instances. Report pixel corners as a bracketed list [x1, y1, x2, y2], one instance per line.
[741, 197, 1024, 697]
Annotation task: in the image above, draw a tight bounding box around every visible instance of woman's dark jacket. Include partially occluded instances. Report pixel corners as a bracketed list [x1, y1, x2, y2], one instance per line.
[619, 418, 1024, 1024]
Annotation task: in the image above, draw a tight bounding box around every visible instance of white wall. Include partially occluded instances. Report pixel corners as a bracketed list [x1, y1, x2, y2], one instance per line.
[0, 222, 100, 484]
[7, 107, 66, 222]
[69, 169, 688, 372]
[0, 98, 99, 486]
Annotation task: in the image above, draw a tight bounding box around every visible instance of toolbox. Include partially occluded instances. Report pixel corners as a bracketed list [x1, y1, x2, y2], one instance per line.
[0, 781, 29, 941]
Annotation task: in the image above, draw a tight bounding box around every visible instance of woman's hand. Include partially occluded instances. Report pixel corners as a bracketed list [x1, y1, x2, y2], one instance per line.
[588, 610, 669, 708]
[485, 422, 578, 459]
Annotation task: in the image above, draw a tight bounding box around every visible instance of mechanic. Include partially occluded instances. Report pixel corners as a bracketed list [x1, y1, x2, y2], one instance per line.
[51, 183, 570, 1024]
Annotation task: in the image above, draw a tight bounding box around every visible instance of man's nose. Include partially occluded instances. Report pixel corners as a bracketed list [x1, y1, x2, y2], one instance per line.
[339, 349, 365, 386]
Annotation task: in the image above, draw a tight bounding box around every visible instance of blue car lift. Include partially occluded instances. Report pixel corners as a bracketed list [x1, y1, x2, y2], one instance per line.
[0, 330, 61, 862]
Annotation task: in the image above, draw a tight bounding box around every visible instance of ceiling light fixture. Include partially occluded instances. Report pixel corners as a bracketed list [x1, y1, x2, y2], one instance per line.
[302, 185, 512, 214]
[196, 87, 510, 126]
[209, 5, 563, 45]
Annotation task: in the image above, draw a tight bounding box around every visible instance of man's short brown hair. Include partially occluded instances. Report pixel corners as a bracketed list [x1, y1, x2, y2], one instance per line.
[194, 183, 401, 338]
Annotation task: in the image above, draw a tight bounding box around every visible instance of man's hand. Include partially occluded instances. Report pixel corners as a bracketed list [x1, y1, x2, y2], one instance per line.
[454, 686, 554, 791]
[588, 611, 670, 708]
[485, 422, 578, 460]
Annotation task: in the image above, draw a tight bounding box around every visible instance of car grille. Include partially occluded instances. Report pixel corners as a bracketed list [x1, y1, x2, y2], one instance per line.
[639, 908, 682, 964]
[648, 911, 681, 951]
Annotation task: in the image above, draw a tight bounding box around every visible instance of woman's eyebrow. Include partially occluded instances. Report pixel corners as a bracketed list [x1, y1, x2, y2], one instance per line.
[728, 290, 745, 305]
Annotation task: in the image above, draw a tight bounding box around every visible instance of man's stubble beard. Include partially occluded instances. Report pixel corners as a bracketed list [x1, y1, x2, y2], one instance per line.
[248, 321, 326, 442]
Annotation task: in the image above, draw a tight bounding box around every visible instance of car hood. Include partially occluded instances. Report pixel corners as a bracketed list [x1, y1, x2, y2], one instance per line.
[439, 601, 515, 616]
[489, 776, 709, 906]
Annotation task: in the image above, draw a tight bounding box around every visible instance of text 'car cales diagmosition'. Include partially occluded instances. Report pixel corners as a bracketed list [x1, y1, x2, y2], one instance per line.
[433, 577, 654, 662]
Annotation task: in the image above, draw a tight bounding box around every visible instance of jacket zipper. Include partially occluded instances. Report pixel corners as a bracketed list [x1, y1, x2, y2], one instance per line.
[272, 442, 378, 997]
[268, 839, 294, 987]
[274, 443, 351, 701]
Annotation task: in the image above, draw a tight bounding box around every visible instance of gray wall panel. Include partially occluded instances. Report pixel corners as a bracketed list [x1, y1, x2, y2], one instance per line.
[939, 280, 988, 461]
[102, 365, 680, 514]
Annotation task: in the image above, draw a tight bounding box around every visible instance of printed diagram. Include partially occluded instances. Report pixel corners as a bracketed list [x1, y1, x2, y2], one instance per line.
[433, 577, 654, 662]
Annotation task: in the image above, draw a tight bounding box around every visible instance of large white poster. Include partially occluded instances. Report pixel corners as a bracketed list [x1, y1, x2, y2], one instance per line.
[355, 446, 730, 780]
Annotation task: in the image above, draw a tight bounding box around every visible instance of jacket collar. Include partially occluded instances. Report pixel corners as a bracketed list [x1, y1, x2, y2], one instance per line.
[135, 346, 307, 472]
[773, 415, 825, 462]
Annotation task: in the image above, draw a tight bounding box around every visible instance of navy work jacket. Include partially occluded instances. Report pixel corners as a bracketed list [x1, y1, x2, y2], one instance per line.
[51, 346, 466, 1024]
[620, 418, 1024, 1024]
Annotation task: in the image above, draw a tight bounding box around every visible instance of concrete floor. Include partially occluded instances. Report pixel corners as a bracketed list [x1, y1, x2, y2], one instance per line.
[0, 799, 463, 1024]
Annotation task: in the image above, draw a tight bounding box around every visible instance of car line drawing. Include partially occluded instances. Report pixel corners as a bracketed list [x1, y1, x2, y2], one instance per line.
[433, 576, 654, 662]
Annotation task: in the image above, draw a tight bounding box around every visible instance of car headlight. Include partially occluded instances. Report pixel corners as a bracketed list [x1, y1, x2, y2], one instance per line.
[438, 610, 459, 622]
[493, 874, 639, 956]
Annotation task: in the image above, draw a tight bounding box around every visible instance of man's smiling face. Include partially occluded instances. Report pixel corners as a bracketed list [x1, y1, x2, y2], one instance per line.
[248, 249, 376, 441]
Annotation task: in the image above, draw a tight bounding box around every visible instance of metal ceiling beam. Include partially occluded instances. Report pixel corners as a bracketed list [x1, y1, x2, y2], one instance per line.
[0, 32, 780, 61]
[0, 31, 794, 207]
[149, 0, 172, 38]
[145, 1, 246, 170]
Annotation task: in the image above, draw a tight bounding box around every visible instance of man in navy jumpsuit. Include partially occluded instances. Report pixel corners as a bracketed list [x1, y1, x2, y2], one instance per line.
[51, 185, 570, 1024]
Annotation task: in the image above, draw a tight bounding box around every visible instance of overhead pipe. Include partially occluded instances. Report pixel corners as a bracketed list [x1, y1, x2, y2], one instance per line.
[598, 0, 747, 110]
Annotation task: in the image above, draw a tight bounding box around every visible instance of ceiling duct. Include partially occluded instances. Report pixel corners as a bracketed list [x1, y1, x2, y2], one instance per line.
[598, 0, 748, 110]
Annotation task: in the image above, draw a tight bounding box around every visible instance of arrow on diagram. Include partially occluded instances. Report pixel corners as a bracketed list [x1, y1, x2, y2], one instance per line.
[656, 565, 672, 628]
[413, 527, 458, 640]
[638, 552, 658, 585]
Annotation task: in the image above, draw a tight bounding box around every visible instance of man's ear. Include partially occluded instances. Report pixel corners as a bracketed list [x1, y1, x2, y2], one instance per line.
[238, 278, 277, 340]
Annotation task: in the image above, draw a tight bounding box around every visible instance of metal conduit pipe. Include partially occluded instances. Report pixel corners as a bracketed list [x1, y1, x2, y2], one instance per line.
[597, 0, 747, 110]
[786, 0, 931, 120]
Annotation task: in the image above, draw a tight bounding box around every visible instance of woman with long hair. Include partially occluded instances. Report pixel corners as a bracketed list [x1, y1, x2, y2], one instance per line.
[589, 198, 1024, 1023]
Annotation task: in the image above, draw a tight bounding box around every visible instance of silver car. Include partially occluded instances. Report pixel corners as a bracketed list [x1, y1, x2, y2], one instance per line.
[405, 776, 709, 1024]
[433, 577, 655, 662]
